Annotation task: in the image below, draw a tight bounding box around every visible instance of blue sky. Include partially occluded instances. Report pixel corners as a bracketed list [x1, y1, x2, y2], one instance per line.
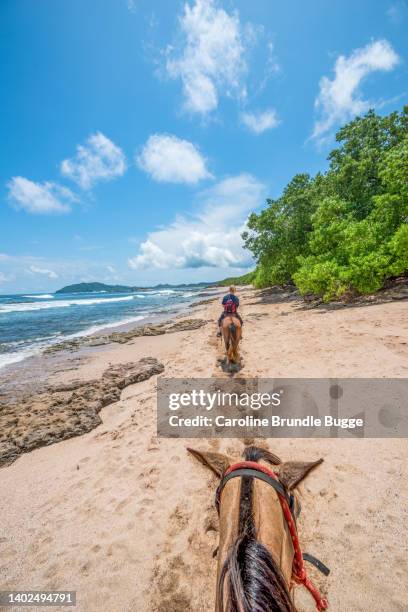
[1, 0, 407, 293]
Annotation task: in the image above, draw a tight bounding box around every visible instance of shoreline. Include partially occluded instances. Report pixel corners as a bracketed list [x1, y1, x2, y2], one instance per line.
[0, 288, 407, 610]
[0, 288, 222, 384]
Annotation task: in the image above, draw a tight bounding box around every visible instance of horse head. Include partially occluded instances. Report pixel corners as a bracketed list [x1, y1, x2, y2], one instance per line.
[187, 445, 328, 611]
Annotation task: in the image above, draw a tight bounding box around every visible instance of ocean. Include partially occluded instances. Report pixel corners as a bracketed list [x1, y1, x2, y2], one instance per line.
[0, 286, 213, 370]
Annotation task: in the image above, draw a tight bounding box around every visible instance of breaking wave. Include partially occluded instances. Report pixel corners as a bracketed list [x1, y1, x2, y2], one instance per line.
[0, 296, 134, 314]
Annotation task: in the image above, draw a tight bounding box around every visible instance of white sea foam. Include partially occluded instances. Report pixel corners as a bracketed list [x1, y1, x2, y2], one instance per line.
[0, 347, 42, 370]
[23, 294, 55, 299]
[0, 295, 134, 314]
[65, 314, 146, 339]
[150, 289, 176, 295]
[0, 313, 147, 371]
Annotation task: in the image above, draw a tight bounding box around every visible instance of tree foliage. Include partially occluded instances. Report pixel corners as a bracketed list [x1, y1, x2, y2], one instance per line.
[217, 270, 256, 286]
[243, 107, 408, 300]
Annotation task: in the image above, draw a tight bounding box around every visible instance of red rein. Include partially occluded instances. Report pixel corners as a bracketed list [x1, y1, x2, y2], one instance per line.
[223, 461, 328, 611]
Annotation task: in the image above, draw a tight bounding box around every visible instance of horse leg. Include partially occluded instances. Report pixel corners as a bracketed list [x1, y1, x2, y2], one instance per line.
[222, 325, 230, 364]
[234, 326, 242, 362]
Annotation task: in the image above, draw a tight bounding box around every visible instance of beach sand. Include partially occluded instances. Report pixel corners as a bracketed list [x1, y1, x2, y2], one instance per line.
[0, 288, 407, 611]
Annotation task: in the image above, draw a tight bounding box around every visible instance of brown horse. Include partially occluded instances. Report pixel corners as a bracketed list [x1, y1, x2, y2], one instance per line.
[188, 445, 328, 612]
[221, 316, 242, 367]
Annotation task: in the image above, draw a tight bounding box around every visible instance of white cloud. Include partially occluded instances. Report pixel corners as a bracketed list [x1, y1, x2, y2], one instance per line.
[127, 0, 137, 13]
[128, 173, 265, 270]
[29, 265, 58, 279]
[7, 177, 77, 214]
[0, 253, 136, 292]
[387, 1, 407, 24]
[312, 40, 400, 142]
[165, 0, 251, 114]
[106, 265, 116, 274]
[241, 108, 280, 134]
[137, 133, 211, 184]
[61, 132, 126, 190]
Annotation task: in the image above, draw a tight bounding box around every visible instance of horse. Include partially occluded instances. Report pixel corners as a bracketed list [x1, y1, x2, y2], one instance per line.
[187, 445, 328, 612]
[221, 315, 242, 368]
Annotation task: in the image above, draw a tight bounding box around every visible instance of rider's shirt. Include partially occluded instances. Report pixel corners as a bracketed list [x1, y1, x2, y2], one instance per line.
[222, 294, 239, 310]
[222, 294, 239, 307]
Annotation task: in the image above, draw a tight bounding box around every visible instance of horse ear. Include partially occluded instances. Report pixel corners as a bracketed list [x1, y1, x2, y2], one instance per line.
[187, 447, 231, 477]
[278, 459, 323, 490]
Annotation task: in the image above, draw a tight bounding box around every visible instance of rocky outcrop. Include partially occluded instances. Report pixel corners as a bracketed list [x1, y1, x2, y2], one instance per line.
[303, 276, 408, 309]
[0, 357, 164, 468]
[189, 297, 218, 308]
[44, 318, 208, 355]
[249, 277, 408, 309]
[165, 319, 209, 331]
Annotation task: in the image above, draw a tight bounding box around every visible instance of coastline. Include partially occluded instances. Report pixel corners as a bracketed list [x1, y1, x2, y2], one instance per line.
[0, 286, 220, 375]
[0, 288, 407, 611]
[0, 288, 221, 393]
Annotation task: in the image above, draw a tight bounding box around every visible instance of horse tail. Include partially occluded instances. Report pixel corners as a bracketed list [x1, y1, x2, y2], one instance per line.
[227, 322, 239, 362]
[227, 322, 236, 362]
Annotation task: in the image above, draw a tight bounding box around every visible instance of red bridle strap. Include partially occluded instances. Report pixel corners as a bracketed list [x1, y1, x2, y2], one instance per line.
[222, 461, 328, 611]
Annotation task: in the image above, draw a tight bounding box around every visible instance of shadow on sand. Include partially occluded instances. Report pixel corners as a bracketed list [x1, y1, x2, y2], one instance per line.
[218, 357, 242, 376]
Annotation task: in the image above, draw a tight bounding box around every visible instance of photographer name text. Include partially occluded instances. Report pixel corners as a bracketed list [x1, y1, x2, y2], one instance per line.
[168, 414, 364, 430]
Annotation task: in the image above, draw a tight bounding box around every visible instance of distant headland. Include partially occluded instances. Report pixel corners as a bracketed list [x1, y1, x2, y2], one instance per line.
[55, 281, 212, 294]
[55, 272, 256, 294]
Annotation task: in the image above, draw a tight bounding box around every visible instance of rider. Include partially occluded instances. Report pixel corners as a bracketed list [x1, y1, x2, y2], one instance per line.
[217, 285, 243, 337]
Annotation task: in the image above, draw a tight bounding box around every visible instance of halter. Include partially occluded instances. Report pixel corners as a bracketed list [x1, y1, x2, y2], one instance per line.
[215, 461, 329, 611]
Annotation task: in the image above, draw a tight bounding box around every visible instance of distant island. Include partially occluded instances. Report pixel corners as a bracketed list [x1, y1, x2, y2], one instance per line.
[55, 281, 213, 294]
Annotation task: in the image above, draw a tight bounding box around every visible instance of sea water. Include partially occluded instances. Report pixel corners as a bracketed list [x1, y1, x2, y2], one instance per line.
[0, 286, 212, 370]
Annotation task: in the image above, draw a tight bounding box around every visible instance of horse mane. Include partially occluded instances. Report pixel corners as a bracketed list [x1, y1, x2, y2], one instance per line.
[242, 445, 282, 466]
[217, 447, 295, 612]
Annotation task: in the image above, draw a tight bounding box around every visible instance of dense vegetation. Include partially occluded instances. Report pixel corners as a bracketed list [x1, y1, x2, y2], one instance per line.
[217, 271, 256, 286]
[243, 107, 408, 300]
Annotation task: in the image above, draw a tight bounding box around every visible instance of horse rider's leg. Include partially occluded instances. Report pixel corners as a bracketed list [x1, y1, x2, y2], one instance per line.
[217, 314, 223, 337]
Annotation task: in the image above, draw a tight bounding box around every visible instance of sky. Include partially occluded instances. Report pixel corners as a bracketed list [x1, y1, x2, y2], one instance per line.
[1, 0, 407, 293]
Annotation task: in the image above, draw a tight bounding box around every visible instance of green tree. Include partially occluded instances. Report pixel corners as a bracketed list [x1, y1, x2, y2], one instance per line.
[326, 108, 408, 218]
[244, 107, 408, 300]
[243, 174, 317, 286]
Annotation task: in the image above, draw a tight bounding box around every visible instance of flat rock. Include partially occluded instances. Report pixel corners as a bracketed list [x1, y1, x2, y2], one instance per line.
[0, 357, 164, 468]
[44, 318, 208, 355]
[189, 298, 218, 307]
[165, 319, 209, 331]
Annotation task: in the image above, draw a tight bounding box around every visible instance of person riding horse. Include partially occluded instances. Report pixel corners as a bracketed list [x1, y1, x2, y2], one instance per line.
[217, 285, 243, 337]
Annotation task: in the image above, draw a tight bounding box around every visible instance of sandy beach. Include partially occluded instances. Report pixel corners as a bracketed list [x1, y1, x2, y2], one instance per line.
[1, 287, 407, 611]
